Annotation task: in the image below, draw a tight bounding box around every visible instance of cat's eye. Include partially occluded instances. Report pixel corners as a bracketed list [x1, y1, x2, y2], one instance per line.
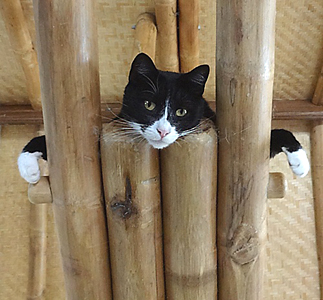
[176, 108, 187, 117]
[144, 101, 156, 111]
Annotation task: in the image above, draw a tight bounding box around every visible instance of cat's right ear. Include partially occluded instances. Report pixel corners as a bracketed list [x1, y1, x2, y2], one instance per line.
[128, 53, 158, 82]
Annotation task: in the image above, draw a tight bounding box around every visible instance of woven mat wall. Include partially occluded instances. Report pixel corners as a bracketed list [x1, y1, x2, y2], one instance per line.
[1, 0, 322, 105]
[266, 126, 319, 300]
[0, 125, 66, 300]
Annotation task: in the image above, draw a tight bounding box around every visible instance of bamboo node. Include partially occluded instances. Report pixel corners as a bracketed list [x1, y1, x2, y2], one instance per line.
[110, 177, 138, 219]
[228, 224, 259, 265]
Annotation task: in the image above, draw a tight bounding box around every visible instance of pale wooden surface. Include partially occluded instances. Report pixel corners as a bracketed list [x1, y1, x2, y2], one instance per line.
[178, 0, 199, 72]
[312, 66, 323, 105]
[161, 122, 217, 300]
[33, 0, 111, 299]
[101, 122, 164, 300]
[267, 172, 287, 199]
[155, 0, 179, 72]
[27, 203, 47, 300]
[28, 177, 52, 204]
[132, 13, 157, 62]
[0, 0, 41, 110]
[311, 121, 323, 299]
[216, 0, 275, 299]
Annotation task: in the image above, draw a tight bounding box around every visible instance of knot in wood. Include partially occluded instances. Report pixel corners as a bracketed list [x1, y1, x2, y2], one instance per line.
[110, 177, 138, 219]
[228, 224, 259, 265]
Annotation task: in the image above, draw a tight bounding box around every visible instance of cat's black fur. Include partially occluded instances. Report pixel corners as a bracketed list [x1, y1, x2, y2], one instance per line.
[18, 53, 309, 183]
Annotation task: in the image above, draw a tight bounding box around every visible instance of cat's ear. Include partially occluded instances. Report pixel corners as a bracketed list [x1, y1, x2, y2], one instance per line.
[128, 53, 158, 82]
[184, 65, 210, 95]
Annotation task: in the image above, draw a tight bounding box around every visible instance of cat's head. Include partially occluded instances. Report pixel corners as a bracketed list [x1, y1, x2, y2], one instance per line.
[119, 53, 211, 149]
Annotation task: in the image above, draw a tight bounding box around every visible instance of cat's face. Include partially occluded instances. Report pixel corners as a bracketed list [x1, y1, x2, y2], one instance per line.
[119, 53, 210, 149]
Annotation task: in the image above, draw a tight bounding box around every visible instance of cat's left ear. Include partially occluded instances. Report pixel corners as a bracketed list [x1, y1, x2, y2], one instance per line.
[184, 65, 210, 95]
[128, 53, 158, 83]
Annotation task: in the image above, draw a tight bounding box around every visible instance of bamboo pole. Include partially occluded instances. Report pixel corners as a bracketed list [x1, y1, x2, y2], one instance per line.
[267, 172, 287, 199]
[27, 203, 47, 300]
[0, 0, 42, 110]
[161, 121, 217, 300]
[101, 123, 164, 300]
[132, 13, 157, 62]
[216, 0, 276, 299]
[311, 121, 323, 300]
[155, 0, 179, 71]
[32, 1, 111, 299]
[312, 66, 323, 105]
[178, 0, 199, 73]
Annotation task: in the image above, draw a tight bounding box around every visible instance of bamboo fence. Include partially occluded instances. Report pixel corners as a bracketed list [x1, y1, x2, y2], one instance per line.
[1, 0, 323, 299]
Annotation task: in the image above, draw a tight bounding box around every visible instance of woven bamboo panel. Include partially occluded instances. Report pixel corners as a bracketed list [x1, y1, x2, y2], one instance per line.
[2, 0, 323, 105]
[274, 0, 323, 100]
[266, 131, 320, 300]
[0, 125, 66, 300]
[0, 17, 28, 105]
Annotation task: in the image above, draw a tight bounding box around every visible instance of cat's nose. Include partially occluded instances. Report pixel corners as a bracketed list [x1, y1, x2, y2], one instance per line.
[157, 128, 170, 139]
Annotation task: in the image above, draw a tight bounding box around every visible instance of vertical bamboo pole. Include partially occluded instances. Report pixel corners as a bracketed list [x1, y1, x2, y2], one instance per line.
[101, 122, 164, 300]
[161, 122, 217, 300]
[27, 203, 47, 300]
[311, 64, 323, 298]
[0, 0, 42, 110]
[32, 1, 111, 299]
[178, 0, 199, 73]
[132, 13, 157, 62]
[216, 1, 276, 299]
[155, 0, 179, 71]
[311, 121, 323, 299]
[312, 66, 323, 105]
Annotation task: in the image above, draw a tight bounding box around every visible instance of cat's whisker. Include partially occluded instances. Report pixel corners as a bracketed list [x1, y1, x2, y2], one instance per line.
[141, 73, 157, 93]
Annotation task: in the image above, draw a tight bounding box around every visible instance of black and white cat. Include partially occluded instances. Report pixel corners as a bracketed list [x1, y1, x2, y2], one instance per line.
[18, 53, 310, 183]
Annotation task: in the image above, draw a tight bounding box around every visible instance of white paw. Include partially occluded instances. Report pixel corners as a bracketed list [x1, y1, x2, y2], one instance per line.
[17, 152, 42, 183]
[282, 147, 310, 178]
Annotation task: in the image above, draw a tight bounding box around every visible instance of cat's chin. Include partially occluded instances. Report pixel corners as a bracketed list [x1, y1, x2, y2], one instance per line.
[148, 140, 173, 149]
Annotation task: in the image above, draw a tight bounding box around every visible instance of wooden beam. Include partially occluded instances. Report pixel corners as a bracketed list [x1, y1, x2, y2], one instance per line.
[0, 0, 42, 110]
[216, 0, 275, 299]
[272, 100, 323, 120]
[2, 100, 323, 125]
[155, 0, 179, 71]
[178, 0, 200, 72]
[32, 0, 112, 299]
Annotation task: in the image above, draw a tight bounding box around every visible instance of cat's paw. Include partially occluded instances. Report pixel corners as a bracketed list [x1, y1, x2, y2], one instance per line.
[282, 147, 310, 178]
[17, 152, 42, 183]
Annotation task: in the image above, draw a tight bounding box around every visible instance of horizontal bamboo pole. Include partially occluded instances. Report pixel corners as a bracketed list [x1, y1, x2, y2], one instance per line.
[155, 0, 179, 71]
[0, 0, 42, 110]
[311, 121, 323, 299]
[178, 0, 199, 72]
[132, 13, 157, 61]
[161, 121, 217, 300]
[216, 0, 276, 299]
[33, 0, 111, 299]
[267, 172, 286, 199]
[3, 100, 323, 124]
[101, 122, 164, 300]
[27, 203, 47, 300]
[28, 177, 52, 204]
